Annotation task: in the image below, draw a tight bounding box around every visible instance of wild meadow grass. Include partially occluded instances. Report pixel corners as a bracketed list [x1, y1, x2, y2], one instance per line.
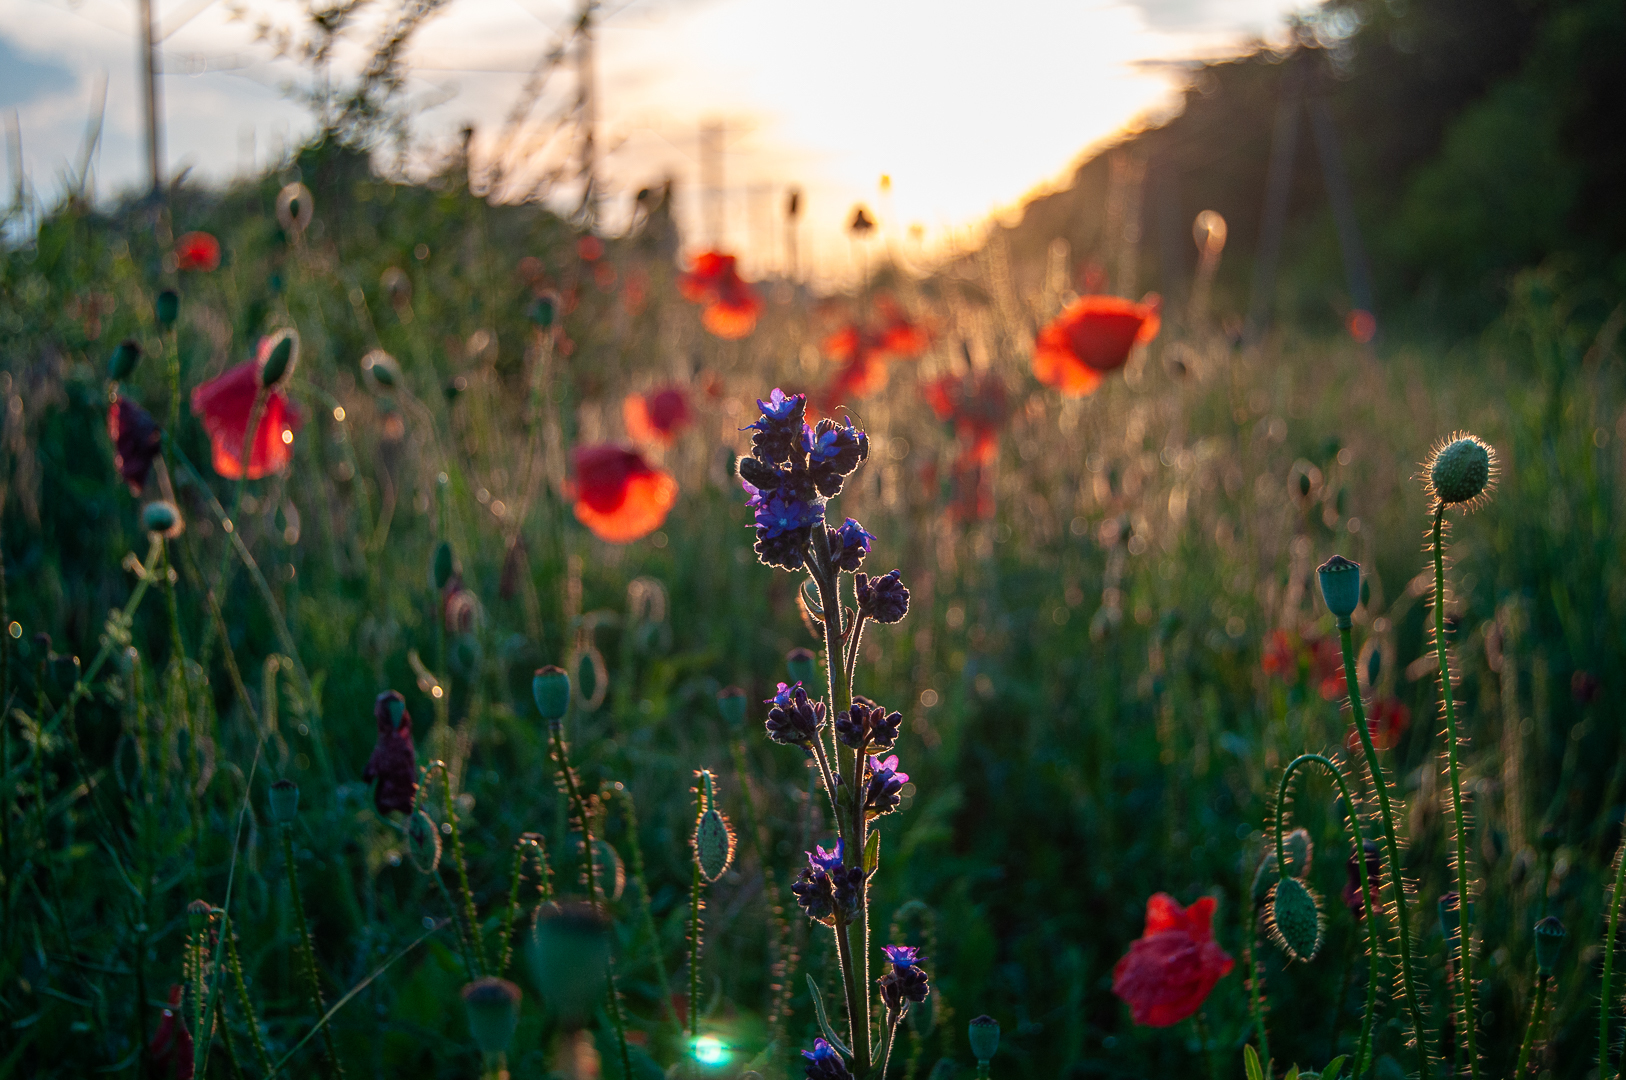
[1, 144, 1623, 1079]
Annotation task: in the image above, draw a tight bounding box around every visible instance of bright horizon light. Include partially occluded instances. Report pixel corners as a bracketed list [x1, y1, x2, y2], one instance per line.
[2, 0, 1308, 274]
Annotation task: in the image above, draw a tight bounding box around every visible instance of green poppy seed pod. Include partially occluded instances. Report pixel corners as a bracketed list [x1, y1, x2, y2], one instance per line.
[967, 1015, 1000, 1064]
[462, 977, 523, 1055]
[1317, 554, 1361, 625]
[786, 647, 817, 686]
[1251, 852, 1279, 907]
[1284, 827, 1313, 879]
[109, 339, 142, 380]
[407, 809, 442, 873]
[695, 806, 736, 883]
[155, 289, 179, 328]
[1270, 876, 1323, 961]
[431, 540, 457, 591]
[529, 902, 611, 1021]
[532, 665, 571, 721]
[716, 686, 747, 728]
[1534, 916, 1566, 976]
[268, 778, 300, 823]
[260, 330, 298, 387]
[187, 898, 213, 933]
[528, 294, 556, 328]
[142, 500, 182, 538]
[1428, 434, 1494, 507]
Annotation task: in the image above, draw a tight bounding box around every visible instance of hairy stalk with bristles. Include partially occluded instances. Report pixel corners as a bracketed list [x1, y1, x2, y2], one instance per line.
[280, 819, 344, 1078]
[1603, 839, 1626, 1076]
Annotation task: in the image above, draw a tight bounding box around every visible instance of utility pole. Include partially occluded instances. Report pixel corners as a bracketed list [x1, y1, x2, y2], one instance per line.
[138, 0, 163, 198]
[574, 0, 598, 226]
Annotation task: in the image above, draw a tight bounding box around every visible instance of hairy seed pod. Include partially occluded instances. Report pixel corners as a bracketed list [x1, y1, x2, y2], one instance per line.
[1425, 433, 1496, 508]
[695, 806, 736, 883]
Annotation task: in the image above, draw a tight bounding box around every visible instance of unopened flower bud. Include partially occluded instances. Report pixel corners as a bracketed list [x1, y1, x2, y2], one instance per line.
[259, 330, 298, 387]
[968, 1015, 1000, 1063]
[1317, 555, 1361, 624]
[532, 665, 571, 721]
[430, 540, 457, 591]
[462, 977, 523, 1054]
[268, 778, 299, 823]
[109, 339, 143, 380]
[187, 897, 213, 933]
[1428, 433, 1495, 507]
[155, 289, 179, 328]
[1270, 876, 1323, 961]
[142, 500, 183, 538]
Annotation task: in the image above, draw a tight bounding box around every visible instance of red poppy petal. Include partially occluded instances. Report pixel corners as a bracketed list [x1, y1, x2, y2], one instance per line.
[1143, 892, 1188, 935]
[574, 469, 677, 542]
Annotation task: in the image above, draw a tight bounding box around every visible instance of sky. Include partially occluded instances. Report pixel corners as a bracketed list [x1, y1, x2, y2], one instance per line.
[2, 0, 1309, 276]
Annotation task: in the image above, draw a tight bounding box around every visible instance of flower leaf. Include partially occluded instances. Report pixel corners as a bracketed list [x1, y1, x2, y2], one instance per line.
[806, 974, 852, 1059]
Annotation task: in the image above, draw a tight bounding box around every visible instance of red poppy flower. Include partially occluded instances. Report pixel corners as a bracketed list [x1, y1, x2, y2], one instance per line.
[1309, 636, 1347, 701]
[924, 373, 1008, 466]
[365, 690, 418, 816]
[1261, 629, 1297, 679]
[1033, 294, 1161, 396]
[108, 395, 164, 494]
[569, 444, 678, 543]
[1112, 893, 1235, 1027]
[624, 386, 692, 446]
[149, 984, 195, 1079]
[175, 231, 220, 272]
[1345, 696, 1410, 753]
[875, 297, 929, 358]
[680, 251, 763, 339]
[189, 337, 303, 479]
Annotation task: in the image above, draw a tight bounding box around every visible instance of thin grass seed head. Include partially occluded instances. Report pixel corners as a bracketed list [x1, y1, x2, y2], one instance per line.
[1424, 432, 1497, 510]
[1268, 875, 1324, 962]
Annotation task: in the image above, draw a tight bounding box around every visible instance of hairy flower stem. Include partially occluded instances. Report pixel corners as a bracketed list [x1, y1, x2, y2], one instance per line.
[689, 854, 703, 1042]
[1516, 976, 1548, 1077]
[1431, 506, 1480, 1080]
[437, 765, 486, 975]
[616, 789, 685, 1038]
[729, 738, 793, 1042]
[1602, 836, 1626, 1075]
[1242, 916, 1272, 1079]
[1275, 753, 1379, 1078]
[546, 726, 631, 1080]
[223, 914, 274, 1077]
[280, 821, 343, 1079]
[1338, 623, 1432, 1080]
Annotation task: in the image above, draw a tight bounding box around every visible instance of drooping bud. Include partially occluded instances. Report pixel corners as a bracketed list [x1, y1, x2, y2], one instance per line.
[968, 1015, 1000, 1064]
[1251, 852, 1278, 908]
[268, 778, 300, 823]
[259, 330, 298, 387]
[1317, 554, 1361, 624]
[1534, 916, 1566, 976]
[462, 977, 523, 1054]
[406, 809, 442, 873]
[716, 686, 747, 727]
[1269, 875, 1323, 961]
[109, 338, 143, 380]
[532, 665, 571, 722]
[430, 540, 457, 591]
[1427, 433, 1495, 508]
[361, 348, 401, 389]
[786, 647, 817, 686]
[155, 289, 180, 328]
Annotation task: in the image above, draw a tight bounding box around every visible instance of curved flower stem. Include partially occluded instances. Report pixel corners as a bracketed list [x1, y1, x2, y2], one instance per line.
[1274, 753, 1379, 1078]
[1602, 836, 1626, 1076]
[1516, 976, 1548, 1077]
[1337, 624, 1431, 1080]
[1431, 505, 1479, 1080]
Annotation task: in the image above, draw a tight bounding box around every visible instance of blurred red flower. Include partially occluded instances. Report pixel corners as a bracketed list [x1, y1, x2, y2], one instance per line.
[570, 444, 677, 543]
[1261, 629, 1297, 679]
[189, 337, 302, 479]
[624, 386, 692, 446]
[1112, 893, 1234, 1027]
[1309, 636, 1347, 700]
[923, 372, 1008, 466]
[148, 985, 194, 1079]
[365, 691, 418, 816]
[679, 251, 763, 339]
[1033, 294, 1161, 396]
[108, 395, 164, 494]
[874, 296, 929, 358]
[1345, 696, 1410, 753]
[175, 231, 220, 272]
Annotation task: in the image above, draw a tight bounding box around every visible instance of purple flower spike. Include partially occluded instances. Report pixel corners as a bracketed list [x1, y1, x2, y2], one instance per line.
[802, 1038, 853, 1080]
[808, 839, 845, 873]
[877, 945, 931, 1012]
[828, 517, 875, 573]
[882, 945, 923, 968]
[759, 388, 803, 420]
[864, 754, 909, 818]
[765, 682, 826, 746]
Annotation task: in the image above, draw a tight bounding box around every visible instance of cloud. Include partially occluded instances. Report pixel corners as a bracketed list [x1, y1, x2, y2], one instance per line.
[0, 34, 77, 107]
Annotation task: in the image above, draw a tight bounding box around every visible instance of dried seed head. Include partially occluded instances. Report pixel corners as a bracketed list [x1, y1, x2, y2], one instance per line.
[1268, 875, 1323, 961]
[1424, 432, 1497, 510]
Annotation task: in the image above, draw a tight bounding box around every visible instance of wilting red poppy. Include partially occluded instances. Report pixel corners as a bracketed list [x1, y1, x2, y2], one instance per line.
[175, 231, 220, 273]
[365, 690, 418, 816]
[189, 337, 303, 479]
[1345, 696, 1410, 753]
[1033, 294, 1161, 396]
[680, 251, 763, 339]
[149, 984, 195, 1079]
[570, 444, 678, 543]
[108, 396, 164, 494]
[1112, 893, 1234, 1027]
[624, 386, 692, 446]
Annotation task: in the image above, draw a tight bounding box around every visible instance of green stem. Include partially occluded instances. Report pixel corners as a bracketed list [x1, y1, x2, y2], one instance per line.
[1603, 836, 1626, 1076]
[438, 768, 486, 975]
[1515, 976, 1547, 1077]
[1194, 1011, 1217, 1080]
[1275, 753, 1379, 1078]
[689, 855, 702, 1041]
[1243, 917, 1272, 1080]
[280, 822, 343, 1078]
[1431, 505, 1480, 1080]
[498, 841, 528, 976]
[223, 914, 275, 1077]
[615, 789, 683, 1038]
[1338, 622, 1431, 1079]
